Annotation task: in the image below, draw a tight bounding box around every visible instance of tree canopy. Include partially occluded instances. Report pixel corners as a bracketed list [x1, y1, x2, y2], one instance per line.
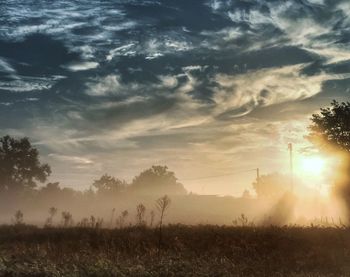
[307, 100, 350, 154]
[92, 174, 126, 194]
[131, 165, 187, 195]
[253, 173, 289, 199]
[0, 135, 51, 191]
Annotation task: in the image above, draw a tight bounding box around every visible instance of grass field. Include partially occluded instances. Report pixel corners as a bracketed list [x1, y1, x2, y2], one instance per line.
[0, 225, 349, 276]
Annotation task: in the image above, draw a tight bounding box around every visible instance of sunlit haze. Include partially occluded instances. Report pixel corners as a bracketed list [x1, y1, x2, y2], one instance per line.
[300, 156, 326, 176]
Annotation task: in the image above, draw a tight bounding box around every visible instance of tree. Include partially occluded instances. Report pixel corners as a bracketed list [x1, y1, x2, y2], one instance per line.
[13, 210, 24, 225]
[156, 195, 171, 253]
[61, 211, 73, 227]
[40, 182, 61, 195]
[117, 210, 129, 228]
[92, 174, 126, 195]
[45, 207, 58, 227]
[241, 189, 252, 199]
[0, 135, 51, 191]
[252, 173, 289, 199]
[307, 101, 350, 219]
[131, 165, 186, 195]
[307, 100, 350, 154]
[149, 210, 155, 227]
[136, 203, 146, 226]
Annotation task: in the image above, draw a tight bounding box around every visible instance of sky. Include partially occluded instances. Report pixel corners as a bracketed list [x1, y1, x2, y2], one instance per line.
[0, 0, 350, 195]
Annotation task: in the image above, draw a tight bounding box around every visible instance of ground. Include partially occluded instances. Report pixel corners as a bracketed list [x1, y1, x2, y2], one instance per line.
[0, 225, 349, 276]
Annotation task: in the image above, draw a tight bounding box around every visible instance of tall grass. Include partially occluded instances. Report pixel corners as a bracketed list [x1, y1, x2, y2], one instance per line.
[0, 224, 349, 276]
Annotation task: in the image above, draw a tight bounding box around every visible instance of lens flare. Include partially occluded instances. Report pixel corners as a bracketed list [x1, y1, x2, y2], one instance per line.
[300, 156, 326, 175]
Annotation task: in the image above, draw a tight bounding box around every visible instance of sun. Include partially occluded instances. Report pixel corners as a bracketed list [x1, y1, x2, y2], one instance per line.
[299, 156, 326, 176]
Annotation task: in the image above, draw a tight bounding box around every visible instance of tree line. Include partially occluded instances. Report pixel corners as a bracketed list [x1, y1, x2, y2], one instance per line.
[1, 100, 350, 202]
[0, 135, 186, 198]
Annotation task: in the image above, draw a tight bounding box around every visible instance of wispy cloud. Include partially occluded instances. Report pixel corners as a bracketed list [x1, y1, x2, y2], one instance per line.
[0, 59, 16, 74]
[0, 76, 65, 92]
[213, 64, 348, 117]
[86, 75, 124, 96]
[48, 153, 94, 165]
[65, 61, 99, 72]
[2, 0, 350, 193]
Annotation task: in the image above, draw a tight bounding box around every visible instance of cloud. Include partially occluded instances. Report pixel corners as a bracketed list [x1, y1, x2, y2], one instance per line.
[86, 67, 203, 98]
[0, 58, 16, 74]
[0, 76, 65, 92]
[48, 153, 94, 165]
[65, 61, 99, 72]
[267, 1, 350, 64]
[203, 0, 350, 66]
[106, 43, 137, 61]
[337, 1, 350, 20]
[212, 64, 346, 118]
[138, 37, 192, 60]
[207, 0, 222, 11]
[228, 9, 272, 26]
[157, 75, 178, 88]
[308, 0, 324, 4]
[106, 37, 191, 61]
[2, 0, 350, 193]
[86, 75, 123, 96]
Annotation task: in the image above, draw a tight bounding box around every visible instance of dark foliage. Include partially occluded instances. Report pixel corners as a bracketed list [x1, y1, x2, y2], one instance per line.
[92, 174, 126, 195]
[307, 101, 350, 219]
[131, 165, 187, 195]
[0, 135, 51, 191]
[307, 100, 350, 154]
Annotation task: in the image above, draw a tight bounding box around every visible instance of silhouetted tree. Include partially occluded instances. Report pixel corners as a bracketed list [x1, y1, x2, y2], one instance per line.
[131, 165, 186, 195]
[150, 210, 155, 227]
[90, 215, 96, 227]
[40, 182, 61, 196]
[83, 187, 96, 199]
[252, 173, 289, 199]
[92, 174, 126, 195]
[40, 183, 77, 204]
[13, 210, 24, 225]
[79, 217, 89, 228]
[307, 101, 350, 217]
[241, 189, 252, 199]
[45, 207, 58, 227]
[307, 100, 350, 153]
[136, 203, 146, 226]
[117, 210, 129, 228]
[0, 135, 51, 191]
[238, 213, 248, 227]
[109, 208, 116, 228]
[156, 195, 171, 253]
[61, 211, 73, 227]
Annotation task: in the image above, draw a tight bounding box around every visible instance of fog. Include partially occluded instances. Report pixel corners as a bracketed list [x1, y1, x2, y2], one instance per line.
[0, 168, 346, 228]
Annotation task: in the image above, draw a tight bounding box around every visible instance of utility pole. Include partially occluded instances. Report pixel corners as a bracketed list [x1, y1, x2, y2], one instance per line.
[256, 168, 260, 197]
[288, 143, 294, 192]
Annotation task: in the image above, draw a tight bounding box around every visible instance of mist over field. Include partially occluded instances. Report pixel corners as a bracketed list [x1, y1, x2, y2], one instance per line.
[0, 163, 345, 228]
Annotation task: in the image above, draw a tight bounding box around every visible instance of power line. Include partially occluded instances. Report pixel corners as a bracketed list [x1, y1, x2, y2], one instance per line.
[179, 168, 257, 181]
